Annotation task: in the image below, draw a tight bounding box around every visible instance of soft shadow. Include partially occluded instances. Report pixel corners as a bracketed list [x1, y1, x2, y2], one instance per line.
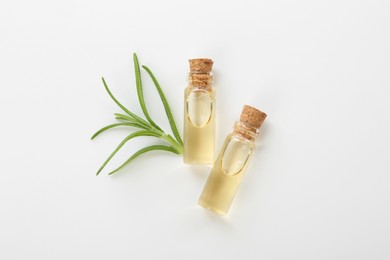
[184, 164, 212, 181]
[185, 205, 236, 228]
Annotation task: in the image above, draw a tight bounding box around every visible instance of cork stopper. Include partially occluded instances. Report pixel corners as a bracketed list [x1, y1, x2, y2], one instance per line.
[189, 74, 212, 82]
[189, 75, 212, 90]
[189, 58, 213, 73]
[240, 105, 267, 129]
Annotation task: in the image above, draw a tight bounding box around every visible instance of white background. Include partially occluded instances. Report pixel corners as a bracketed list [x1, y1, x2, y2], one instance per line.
[1, 0, 389, 259]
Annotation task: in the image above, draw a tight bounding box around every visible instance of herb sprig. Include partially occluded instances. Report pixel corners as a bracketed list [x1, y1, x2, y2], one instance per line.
[92, 53, 183, 175]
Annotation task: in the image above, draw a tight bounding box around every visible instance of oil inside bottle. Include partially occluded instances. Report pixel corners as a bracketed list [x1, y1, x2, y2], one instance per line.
[198, 105, 267, 215]
[183, 87, 215, 164]
[198, 134, 254, 215]
[222, 136, 252, 175]
[183, 58, 215, 165]
[186, 89, 212, 127]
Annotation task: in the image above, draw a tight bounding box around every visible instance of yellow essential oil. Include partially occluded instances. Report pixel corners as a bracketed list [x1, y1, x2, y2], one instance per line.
[183, 58, 215, 165]
[199, 105, 267, 215]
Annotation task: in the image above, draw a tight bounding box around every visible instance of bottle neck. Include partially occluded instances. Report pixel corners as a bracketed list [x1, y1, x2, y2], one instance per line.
[232, 121, 259, 142]
[188, 72, 213, 91]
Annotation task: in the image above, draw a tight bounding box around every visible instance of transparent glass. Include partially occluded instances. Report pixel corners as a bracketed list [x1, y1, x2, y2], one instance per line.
[187, 89, 212, 127]
[183, 86, 215, 164]
[198, 133, 255, 215]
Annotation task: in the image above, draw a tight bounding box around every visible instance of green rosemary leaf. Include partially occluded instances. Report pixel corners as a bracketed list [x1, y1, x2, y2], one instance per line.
[108, 145, 179, 175]
[101, 77, 149, 126]
[133, 53, 162, 131]
[113, 113, 135, 122]
[91, 123, 144, 140]
[114, 113, 151, 129]
[114, 119, 149, 130]
[96, 130, 161, 175]
[142, 65, 183, 145]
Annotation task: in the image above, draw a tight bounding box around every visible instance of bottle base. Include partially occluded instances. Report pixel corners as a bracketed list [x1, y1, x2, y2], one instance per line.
[183, 159, 214, 165]
[198, 200, 227, 216]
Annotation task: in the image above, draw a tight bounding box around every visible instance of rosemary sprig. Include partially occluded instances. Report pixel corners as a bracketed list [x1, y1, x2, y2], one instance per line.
[142, 65, 183, 145]
[92, 53, 183, 175]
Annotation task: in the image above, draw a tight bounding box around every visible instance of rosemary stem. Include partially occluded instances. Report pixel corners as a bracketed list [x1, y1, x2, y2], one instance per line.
[161, 133, 183, 154]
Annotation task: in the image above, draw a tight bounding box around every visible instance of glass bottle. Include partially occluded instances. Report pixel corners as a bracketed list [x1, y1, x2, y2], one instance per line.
[198, 105, 267, 215]
[183, 58, 215, 164]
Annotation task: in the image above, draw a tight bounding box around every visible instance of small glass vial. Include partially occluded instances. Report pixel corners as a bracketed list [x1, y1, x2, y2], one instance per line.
[198, 105, 267, 215]
[183, 58, 215, 164]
